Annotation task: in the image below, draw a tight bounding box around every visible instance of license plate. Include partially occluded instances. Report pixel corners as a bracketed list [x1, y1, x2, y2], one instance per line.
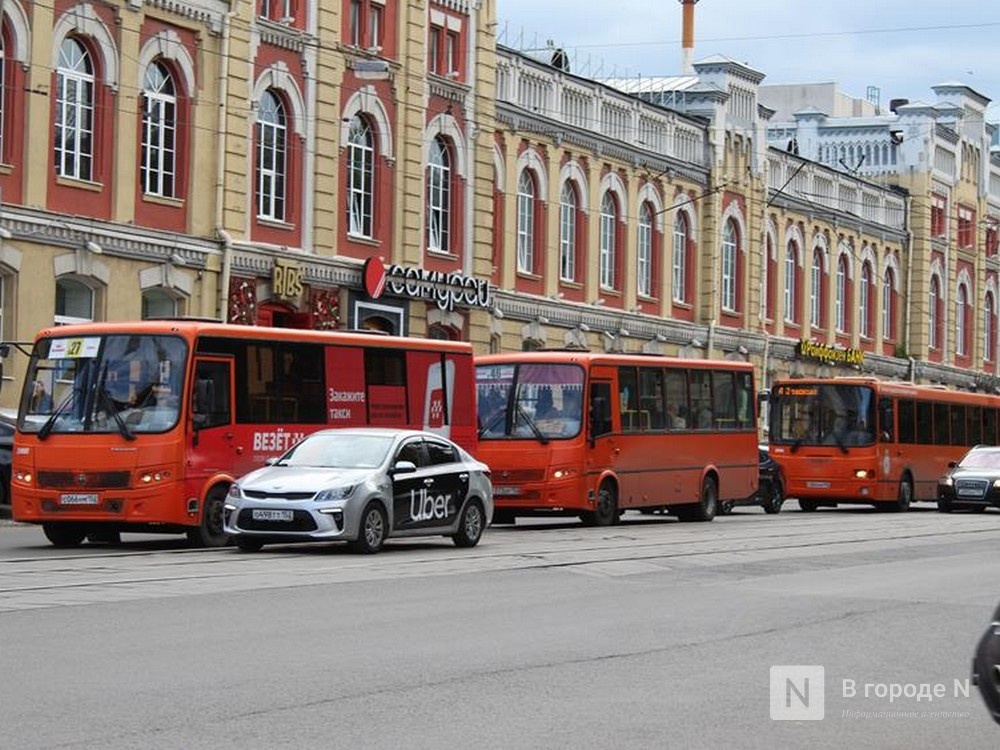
[252, 509, 294, 522]
[60, 493, 99, 505]
[958, 488, 983, 497]
[493, 486, 522, 496]
[806, 481, 830, 489]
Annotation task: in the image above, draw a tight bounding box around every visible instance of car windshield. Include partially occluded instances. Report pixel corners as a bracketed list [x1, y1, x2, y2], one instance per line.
[276, 434, 395, 468]
[959, 450, 1000, 470]
[476, 362, 585, 441]
[19, 334, 188, 437]
[769, 383, 876, 449]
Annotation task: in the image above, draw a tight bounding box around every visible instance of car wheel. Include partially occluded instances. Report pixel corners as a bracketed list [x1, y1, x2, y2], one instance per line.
[42, 522, 87, 548]
[236, 538, 265, 553]
[350, 501, 388, 554]
[582, 482, 618, 526]
[677, 476, 718, 522]
[491, 509, 516, 525]
[799, 498, 818, 512]
[186, 487, 230, 548]
[937, 498, 953, 513]
[718, 499, 735, 516]
[971, 504, 988, 514]
[887, 474, 913, 513]
[763, 479, 784, 514]
[86, 529, 122, 545]
[453, 499, 485, 548]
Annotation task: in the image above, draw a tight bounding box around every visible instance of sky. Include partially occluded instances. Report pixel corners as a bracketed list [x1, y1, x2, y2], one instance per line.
[495, 0, 1000, 117]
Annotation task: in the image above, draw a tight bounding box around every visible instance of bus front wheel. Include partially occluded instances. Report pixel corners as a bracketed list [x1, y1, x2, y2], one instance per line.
[888, 475, 913, 513]
[186, 487, 230, 548]
[42, 522, 87, 548]
[582, 482, 618, 526]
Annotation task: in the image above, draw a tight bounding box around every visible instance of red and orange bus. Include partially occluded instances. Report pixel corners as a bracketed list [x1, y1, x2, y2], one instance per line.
[475, 351, 758, 524]
[766, 376, 1000, 511]
[9, 320, 476, 546]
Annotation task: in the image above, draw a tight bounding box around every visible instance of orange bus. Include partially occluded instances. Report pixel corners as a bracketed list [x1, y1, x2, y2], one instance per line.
[8, 320, 476, 547]
[766, 377, 1000, 511]
[475, 351, 758, 525]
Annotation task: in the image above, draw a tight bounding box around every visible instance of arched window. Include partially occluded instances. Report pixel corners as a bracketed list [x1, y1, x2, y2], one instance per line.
[810, 249, 823, 327]
[860, 262, 873, 338]
[637, 203, 653, 297]
[985, 292, 995, 362]
[956, 283, 969, 356]
[55, 278, 95, 325]
[783, 240, 797, 323]
[721, 220, 738, 311]
[55, 38, 95, 180]
[427, 323, 458, 340]
[347, 115, 374, 237]
[426, 136, 451, 253]
[559, 182, 578, 282]
[929, 277, 941, 349]
[516, 170, 536, 274]
[882, 268, 896, 340]
[256, 89, 286, 221]
[599, 192, 617, 290]
[672, 212, 689, 303]
[835, 255, 848, 332]
[142, 289, 178, 319]
[141, 61, 177, 197]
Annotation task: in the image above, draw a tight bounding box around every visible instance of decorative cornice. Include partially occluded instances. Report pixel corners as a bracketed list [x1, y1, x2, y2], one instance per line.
[428, 76, 470, 103]
[144, 0, 228, 34]
[257, 19, 312, 54]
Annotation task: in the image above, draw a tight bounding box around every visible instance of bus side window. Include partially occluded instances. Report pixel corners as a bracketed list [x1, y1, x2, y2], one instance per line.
[589, 382, 613, 439]
[192, 361, 231, 429]
[879, 398, 894, 442]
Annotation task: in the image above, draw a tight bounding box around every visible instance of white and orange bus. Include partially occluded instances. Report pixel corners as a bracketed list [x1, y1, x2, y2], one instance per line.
[475, 351, 758, 525]
[9, 320, 476, 547]
[766, 376, 1000, 511]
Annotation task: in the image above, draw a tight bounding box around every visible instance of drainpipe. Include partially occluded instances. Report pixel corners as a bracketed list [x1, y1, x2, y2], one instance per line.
[462, 2, 478, 277]
[903, 193, 914, 358]
[215, 3, 239, 321]
[302, 0, 318, 253]
[908, 356, 916, 382]
[707, 318, 716, 357]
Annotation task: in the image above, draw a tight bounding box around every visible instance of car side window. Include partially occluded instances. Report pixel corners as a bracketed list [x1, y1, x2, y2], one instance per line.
[425, 440, 458, 466]
[396, 440, 426, 467]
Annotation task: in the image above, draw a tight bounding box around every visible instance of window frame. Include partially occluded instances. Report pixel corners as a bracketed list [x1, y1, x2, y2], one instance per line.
[347, 114, 375, 238]
[255, 89, 287, 222]
[599, 192, 617, 291]
[559, 182, 578, 283]
[140, 61, 178, 198]
[426, 135, 451, 254]
[516, 170, 536, 275]
[637, 202, 653, 298]
[55, 37, 95, 182]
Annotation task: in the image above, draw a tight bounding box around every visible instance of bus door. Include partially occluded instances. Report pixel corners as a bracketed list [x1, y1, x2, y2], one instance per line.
[188, 357, 245, 477]
[587, 379, 617, 489]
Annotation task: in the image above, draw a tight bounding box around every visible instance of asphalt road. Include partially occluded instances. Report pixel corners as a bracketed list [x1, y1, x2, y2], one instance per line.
[1, 505, 998, 749]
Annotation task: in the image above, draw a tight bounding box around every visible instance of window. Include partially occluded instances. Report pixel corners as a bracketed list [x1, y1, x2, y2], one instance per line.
[446, 32, 459, 74]
[369, 3, 383, 48]
[256, 90, 286, 221]
[898, 400, 915, 444]
[765, 236, 776, 320]
[783, 240, 797, 323]
[559, 183, 578, 282]
[426, 439, 458, 465]
[140, 62, 177, 198]
[860, 262, 873, 338]
[958, 205, 974, 248]
[516, 171, 536, 274]
[931, 194, 947, 237]
[637, 203, 653, 297]
[55, 279, 94, 324]
[835, 255, 848, 332]
[721, 220, 738, 311]
[929, 276, 941, 349]
[987, 225, 999, 258]
[347, 115, 374, 237]
[956, 283, 968, 356]
[349, 0, 362, 46]
[882, 268, 896, 340]
[426, 136, 451, 253]
[986, 293, 995, 362]
[260, 0, 292, 20]
[428, 26, 441, 74]
[810, 249, 823, 327]
[55, 38, 95, 181]
[673, 213, 688, 303]
[599, 192, 617, 290]
[0, 33, 5, 159]
[142, 289, 177, 319]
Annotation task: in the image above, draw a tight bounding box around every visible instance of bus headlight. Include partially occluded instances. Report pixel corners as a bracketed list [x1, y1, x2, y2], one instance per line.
[14, 471, 32, 484]
[854, 469, 873, 479]
[551, 467, 577, 480]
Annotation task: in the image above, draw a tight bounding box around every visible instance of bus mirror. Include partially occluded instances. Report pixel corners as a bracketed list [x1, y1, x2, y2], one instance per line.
[757, 389, 770, 406]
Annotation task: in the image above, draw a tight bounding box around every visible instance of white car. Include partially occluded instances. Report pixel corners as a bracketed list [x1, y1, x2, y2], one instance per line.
[223, 428, 492, 553]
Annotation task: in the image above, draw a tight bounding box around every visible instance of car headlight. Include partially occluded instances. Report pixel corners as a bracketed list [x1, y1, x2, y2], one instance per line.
[992, 479, 1000, 490]
[315, 486, 355, 502]
[228, 483, 242, 499]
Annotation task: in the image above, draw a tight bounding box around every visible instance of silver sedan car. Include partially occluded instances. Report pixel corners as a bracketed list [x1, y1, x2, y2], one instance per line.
[223, 428, 493, 553]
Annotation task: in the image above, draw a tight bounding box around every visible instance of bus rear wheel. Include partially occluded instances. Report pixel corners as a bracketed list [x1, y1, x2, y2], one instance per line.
[582, 482, 618, 526]
[799, 498, 818, 512]
[678, 477, 718, 522]
[186, 487, 230, 548]
[42, 522, 87, 548]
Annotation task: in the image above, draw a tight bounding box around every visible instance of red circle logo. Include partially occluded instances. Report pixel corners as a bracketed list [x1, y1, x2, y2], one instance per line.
[363, 257, 387, 299]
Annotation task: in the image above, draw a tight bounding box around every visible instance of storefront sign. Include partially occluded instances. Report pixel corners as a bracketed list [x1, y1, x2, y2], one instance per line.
[363, 257, 493, 311]
[272, 259, 304, 303]
[797, 340, 864, 366]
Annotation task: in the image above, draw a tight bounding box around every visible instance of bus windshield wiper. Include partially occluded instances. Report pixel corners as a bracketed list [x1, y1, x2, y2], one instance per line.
[98, 388, 136, 441]
[790, 437, 803, 454]
[515, 402, 549, 445]
[37, 393, 76, 441]
[478, 409, 507, 438]
[832, 432, 849, 455]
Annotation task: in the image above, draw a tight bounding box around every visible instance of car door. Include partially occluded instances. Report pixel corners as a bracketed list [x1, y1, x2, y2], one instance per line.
[390, 438, 432, 531]
[423, 438, 467, 529]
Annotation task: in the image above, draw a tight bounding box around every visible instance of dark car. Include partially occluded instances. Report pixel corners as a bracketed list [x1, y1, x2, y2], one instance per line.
[0, 413, 13, 509]
[937, 445, 1000, 513]
[973, 601, 1000, 724]
[719, 445, 784, 515]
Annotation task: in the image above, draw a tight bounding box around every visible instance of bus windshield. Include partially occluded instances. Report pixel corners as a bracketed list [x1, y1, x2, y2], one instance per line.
[19, 334, 188, 437]
[476, 362, 585, 441]
[769, 383, 876, 450]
